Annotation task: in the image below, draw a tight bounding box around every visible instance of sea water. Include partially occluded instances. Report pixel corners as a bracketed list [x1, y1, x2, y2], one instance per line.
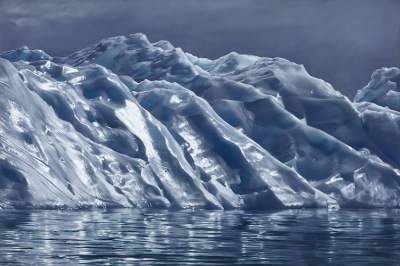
[0, 209, 399, 265]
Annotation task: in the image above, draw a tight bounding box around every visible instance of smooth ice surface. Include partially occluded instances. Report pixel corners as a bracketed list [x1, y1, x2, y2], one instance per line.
[1, 33, 400, 209]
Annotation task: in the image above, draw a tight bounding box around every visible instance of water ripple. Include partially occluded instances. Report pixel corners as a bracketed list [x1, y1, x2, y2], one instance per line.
[0, 209, 400, 265]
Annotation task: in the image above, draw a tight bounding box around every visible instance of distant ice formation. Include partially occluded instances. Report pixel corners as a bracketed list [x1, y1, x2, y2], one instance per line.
[1, 33, 399, 209]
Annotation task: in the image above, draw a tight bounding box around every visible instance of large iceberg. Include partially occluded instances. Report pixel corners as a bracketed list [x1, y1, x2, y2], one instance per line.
[1, 33, 399, 209]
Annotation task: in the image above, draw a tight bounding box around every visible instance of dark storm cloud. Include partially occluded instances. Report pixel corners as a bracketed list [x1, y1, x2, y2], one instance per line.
[0, 0, 399, 97]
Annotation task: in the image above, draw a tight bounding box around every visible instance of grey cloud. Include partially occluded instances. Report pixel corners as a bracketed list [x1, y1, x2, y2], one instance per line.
[0, 0, 399, 97]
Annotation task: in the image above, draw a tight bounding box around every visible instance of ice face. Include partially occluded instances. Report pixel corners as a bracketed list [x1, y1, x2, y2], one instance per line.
[1, 33, 399, 209]
[354, 67, 400, 110]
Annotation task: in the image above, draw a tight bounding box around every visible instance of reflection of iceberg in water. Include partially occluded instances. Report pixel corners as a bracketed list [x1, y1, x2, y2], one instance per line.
[1, 33, 400, 209]
[0, 209, 399, 264]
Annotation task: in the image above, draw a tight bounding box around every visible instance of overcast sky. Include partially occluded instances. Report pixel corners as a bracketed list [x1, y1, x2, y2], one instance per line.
[0, 0, 399, 97]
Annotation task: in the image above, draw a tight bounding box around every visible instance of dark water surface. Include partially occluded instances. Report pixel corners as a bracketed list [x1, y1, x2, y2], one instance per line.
[0, 209, 400, 265]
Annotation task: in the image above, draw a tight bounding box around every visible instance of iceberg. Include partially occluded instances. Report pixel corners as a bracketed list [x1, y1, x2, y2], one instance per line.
[1, 33, 399, 209]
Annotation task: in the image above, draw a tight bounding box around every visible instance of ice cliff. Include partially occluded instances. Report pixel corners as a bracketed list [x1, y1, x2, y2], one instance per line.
[1, 33, 399, 209]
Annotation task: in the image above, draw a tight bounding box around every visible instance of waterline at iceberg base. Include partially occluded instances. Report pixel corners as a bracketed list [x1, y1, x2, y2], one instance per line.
[1, 33, 400, 210]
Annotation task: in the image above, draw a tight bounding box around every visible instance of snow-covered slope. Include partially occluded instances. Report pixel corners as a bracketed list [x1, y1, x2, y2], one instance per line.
[1, 33, 399, 209]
